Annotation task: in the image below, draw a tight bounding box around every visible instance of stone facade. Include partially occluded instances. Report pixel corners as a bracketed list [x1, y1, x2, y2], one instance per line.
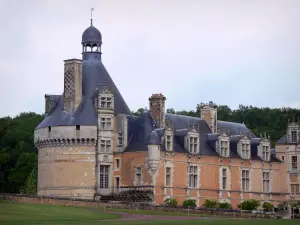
[275, 118, 300, 201]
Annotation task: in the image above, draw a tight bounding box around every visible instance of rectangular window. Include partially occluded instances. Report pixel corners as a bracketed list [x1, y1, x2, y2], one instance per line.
[100, 117, 111, 130]
[262, 171, 270, 193]
[188, 166, 198, 188]
[115, 159, 120, 169]
[100, 139, 111, 152]
[100, 165, 109, 189]
[222, 168, 227, 190]
[189, 137, 198, 154]
[166, 135, 172, 151]
[291, 156, 298, 172]
[241, 143, 250, 159]
[262, 145, 270, 161]
[100, 96, 112, 109]
[220, 141, 229, 157]
[165, 167, 171, 186]
[291, 130, 298, 143]
[282, 156, 285, 161]
[291, 184, 300, 195]
[117, 131, 123, 145]
[136, 167, 142, 186]
[241, 170, 250, 191]
[115, 177, 120, 192]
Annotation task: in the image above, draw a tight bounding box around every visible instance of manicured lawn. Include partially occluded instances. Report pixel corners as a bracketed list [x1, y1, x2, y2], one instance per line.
[0, 200, 119, 225]
[1, 200, 299, 225]
[97, 206, 220, 217]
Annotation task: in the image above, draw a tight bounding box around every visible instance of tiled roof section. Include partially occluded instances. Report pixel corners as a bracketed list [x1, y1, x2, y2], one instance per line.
[125, 112, 157, 152]
[147, 130, 161, 145]
[125, 113, 267, 157]
[276, 134, 287, 144]
[36, 57, 131, 129]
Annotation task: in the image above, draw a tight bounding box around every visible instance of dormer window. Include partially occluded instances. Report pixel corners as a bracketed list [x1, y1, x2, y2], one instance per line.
[220, 141, 229, 157]
[241, 143, 250, 159]
[189, 136, 199, 154]
[100, 96, 112, 108]
[237, 136, 251, 160]
[262, 145, 270, 161]
[258, 135, 271, 161]
[217, 133, 230, 158]
[97, 86, 114, 110]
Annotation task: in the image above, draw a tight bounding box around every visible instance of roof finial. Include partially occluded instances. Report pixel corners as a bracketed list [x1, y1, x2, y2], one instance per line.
[90, 8, 94, 26]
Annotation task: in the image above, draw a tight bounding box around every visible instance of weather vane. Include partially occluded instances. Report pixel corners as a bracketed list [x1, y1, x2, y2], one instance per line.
[91, 8, 94, 25]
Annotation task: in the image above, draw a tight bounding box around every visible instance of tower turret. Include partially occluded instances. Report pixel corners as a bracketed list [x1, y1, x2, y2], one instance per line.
[147, 130, 161, 173]
[81, 14, 102, 60]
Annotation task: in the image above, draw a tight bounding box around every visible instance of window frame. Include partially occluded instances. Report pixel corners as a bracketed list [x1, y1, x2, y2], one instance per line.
[262, 171, 270, 193]
[165, 167, 172, 186]
[135, 167, 142, 186]
[188, 165, 198, 188]
[241, 169, 250, 191]
[100, 139, 112, 153]
[100, 117, 112, 130]
[291, 184, 300, 195]
[100, 165, 109, 189]
[221, 168, 227, 190]
[291, 156, 298, 172]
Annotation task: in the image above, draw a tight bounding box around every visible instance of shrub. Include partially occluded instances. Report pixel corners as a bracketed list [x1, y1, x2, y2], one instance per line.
[182, 199, 197, 208]
[219, 202, 232, 209]
[164, 197, 178, 207]
[203, 199, 218, 208]
[239, 199, 260, 210]
[262, 202, 274, 212]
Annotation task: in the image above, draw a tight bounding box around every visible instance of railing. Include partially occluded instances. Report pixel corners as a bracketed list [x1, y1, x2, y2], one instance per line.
[111, 185, 154, 202]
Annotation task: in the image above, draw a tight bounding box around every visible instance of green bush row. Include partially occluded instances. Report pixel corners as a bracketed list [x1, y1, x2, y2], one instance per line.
[164, 197, 275, 211]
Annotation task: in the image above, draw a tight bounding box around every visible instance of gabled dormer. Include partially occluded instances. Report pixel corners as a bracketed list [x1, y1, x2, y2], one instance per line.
[257, 133, 271, 161]
[184, 120, 200, 154]
[237, 134, 251, 160]
[164, 120, 173, 151]
[216, 132, 230, 158]
[287, 117, 300, 144]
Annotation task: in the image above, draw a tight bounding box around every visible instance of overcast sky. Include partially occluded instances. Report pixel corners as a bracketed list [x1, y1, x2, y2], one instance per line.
[0, 0, 299, 117]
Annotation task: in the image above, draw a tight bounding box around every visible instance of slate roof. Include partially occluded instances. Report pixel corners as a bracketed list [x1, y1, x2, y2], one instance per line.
[125, 112, 281, 162]
[36, 24, 131, 130]
[276, 134, 287, 144]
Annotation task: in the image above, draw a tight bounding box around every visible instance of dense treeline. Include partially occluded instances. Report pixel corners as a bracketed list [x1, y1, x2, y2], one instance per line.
[0, 104, 299, 194]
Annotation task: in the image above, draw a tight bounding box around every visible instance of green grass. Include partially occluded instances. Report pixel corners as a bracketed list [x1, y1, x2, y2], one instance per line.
[0, 200, 119, 225]
[96, 206, 221, 217]
[0, 200, 299, 225]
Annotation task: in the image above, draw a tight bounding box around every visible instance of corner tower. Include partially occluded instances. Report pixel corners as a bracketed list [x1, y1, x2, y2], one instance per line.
[34, 17, 131, 200]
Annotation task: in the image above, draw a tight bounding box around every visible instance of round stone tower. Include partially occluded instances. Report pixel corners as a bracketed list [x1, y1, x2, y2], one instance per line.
[34, 18, 131, 199]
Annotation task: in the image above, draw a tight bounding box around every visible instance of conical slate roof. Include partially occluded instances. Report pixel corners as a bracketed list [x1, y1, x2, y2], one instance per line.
[36, 24, 131, 130]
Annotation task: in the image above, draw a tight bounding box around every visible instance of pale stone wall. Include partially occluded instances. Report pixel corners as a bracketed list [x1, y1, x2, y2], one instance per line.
[34, 126, 97, 142]
[35, 125, 97, 199]
[38, 145, 96, 199]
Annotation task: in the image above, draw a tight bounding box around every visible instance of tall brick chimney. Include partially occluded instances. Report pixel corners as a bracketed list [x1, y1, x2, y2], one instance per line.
[149, 93, 166, 128]
[63, 59, 82, 113]
[200, 101, 217, 133]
